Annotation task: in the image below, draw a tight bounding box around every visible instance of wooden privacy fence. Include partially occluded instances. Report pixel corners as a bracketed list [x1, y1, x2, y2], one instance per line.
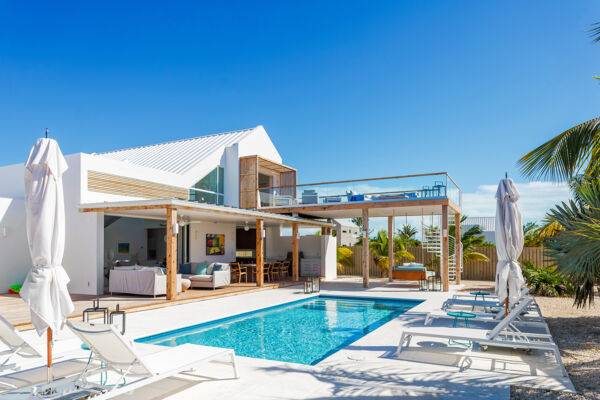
[340, 245, 550, 281]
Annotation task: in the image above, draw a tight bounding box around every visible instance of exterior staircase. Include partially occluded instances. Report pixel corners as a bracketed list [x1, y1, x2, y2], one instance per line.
[422, 218, 462, 281]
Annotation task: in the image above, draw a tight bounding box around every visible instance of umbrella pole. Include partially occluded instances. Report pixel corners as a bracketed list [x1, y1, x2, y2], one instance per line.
[47, 327, 53, 383]
[505, 284, 509, 316]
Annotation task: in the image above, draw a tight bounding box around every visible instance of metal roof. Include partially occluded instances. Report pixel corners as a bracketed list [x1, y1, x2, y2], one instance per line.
[98, 127, 256, 175]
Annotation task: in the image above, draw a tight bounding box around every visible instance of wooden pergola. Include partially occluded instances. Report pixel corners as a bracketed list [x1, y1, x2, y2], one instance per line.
[80, 199, 332, 300]
[262, 197, 462, 291]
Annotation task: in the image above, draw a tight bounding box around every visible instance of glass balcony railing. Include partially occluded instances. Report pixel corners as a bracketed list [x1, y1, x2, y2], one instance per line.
[258, 173, 461, 209]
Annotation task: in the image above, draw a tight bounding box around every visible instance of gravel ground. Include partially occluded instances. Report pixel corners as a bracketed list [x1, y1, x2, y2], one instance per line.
[460, 281, 600, 399]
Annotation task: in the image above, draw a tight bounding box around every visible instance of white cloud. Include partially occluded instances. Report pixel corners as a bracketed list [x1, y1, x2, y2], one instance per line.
[462, 181, 571, 221]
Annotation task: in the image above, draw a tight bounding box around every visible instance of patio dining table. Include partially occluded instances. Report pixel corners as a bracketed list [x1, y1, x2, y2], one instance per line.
[241, 264, 257, 282]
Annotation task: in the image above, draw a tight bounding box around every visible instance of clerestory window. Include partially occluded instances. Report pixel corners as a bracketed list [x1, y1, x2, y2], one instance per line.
[189, 167, 224, 205]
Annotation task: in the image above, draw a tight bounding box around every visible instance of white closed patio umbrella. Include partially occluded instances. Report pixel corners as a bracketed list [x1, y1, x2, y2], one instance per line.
[19, 135, 74, 382]
[494, 177, 525, 314]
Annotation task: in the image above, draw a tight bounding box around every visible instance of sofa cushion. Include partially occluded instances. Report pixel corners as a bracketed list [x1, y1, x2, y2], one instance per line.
[213, 263, 230, 272]
[206, 263, 215, 275]
[195, 263, 209, 275]
[178, 263, 192, 274]
[188, 274, 213, 282]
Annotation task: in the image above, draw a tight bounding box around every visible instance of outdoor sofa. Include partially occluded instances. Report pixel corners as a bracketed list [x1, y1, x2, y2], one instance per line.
[179, 262, 231, 290]
[109, 266, 182, 297]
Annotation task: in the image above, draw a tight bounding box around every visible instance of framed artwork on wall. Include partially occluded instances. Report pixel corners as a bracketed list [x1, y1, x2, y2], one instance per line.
[206, 234, 225, 256]
[117, 242, 130, 255]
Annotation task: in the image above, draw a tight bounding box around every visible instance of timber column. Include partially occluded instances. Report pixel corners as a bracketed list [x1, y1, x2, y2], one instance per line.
[388, 216, 394, 282]
[292, 223, 299, 281]
[256, 219, 264, 286]
[455, 212, 462, 285]
[166, 207, 178, 300]
[442, 205, 449, 292]
[362, 208, 369, 288]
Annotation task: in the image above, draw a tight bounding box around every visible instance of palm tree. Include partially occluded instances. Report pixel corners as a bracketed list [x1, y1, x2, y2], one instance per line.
[449, 216, 489, 264]
[397, 224, 420, 247]
[518, 117, 600, 181]
[523, 222, 543, 247]
[518, 23, 600, 180]
[369, 230, 414, 271]
[544, 179, 600, 307]
[336, 247, 353, 274]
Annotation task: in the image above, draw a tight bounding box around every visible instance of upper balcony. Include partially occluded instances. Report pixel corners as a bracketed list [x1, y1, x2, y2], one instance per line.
[257, 172, 461, 213]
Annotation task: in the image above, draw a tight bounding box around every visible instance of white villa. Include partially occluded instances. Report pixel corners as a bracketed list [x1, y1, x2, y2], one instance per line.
[0, 126, 335, 296]
[0, 125, 463, 298]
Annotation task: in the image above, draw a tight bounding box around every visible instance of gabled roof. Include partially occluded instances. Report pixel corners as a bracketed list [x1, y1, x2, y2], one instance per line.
[98, 127, 257, 174]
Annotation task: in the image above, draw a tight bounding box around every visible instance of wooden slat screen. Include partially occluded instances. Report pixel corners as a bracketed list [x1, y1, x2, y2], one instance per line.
[87, 171, 188, 200]
[239, 156, 258, 209]
[339, 245, 549, 281]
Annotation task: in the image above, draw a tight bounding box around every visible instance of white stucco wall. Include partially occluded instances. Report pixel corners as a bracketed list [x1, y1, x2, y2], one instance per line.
[0, 164, 27, 199]
[0, 198, 31, 290]
[188, 222, 237, 263]
[237, 126, 282, 163]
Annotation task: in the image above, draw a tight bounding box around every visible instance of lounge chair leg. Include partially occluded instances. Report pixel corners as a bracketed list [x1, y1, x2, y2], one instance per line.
[554, 346, 567, 377]
[230, 352, 239, 379]
[396, 333, 409, 355]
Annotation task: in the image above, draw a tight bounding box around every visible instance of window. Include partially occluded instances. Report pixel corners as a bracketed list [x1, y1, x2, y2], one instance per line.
[189, 167, 224, 205]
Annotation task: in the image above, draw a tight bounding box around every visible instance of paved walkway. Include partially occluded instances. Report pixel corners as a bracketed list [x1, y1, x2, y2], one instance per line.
[0, 278, 574, 399]
[2, 280, 298, 330]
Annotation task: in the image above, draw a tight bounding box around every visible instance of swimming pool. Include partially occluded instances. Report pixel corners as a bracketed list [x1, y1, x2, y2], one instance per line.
[136, 295, 421, 365]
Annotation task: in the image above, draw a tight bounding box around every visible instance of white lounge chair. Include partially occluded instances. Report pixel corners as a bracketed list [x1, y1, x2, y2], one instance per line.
[425, 296, 548, 331]
[452, 286, 530, 300]
[397, 297, 567, 376]
[55, 321, 239, 399]
[0, 315, 41, 371]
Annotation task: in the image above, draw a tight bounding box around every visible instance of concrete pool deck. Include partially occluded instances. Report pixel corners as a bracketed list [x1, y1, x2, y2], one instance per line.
[0, 278, 574, 399]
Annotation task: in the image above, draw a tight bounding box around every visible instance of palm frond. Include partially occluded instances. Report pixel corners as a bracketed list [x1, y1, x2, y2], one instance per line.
[517, 117, 600, 181]
[544, 180, 600, 307]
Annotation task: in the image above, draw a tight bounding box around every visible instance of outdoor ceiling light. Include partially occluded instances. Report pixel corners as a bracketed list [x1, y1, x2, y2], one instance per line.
[244, 222, 249, 231]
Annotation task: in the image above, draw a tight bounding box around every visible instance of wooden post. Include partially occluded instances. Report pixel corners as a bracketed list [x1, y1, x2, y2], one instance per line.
[454, 212, 461, 285]
[441, 205, 449, 292]
[256, 219, 264, 286]
[292, 223, 299, 281]
[388, 216, 394, 282]
[166, 207, 178, 300]
[362, 208, 369, 288]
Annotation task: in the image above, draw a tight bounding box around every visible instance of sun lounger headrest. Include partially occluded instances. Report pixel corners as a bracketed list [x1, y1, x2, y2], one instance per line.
[68, 321, 152, 375]
[486, 296, 534, 339]
[0, 315, 40, 356]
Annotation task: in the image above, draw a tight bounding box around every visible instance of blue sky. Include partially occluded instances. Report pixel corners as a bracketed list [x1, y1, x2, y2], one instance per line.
[1, 1, 599, 220]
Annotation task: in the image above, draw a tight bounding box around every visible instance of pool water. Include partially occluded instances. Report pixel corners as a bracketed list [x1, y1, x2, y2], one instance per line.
[136, 295, 421, 365]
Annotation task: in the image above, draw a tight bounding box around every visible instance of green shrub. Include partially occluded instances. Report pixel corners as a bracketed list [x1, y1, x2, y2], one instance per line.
[522, 260, 574, 297]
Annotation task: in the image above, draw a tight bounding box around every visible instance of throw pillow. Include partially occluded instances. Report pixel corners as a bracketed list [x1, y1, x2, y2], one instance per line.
[178, 263, 192, 274]
[195, 263, 209, 275]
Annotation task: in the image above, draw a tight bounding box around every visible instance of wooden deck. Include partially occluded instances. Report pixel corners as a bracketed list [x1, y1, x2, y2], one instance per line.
[3, 281, 302, 331]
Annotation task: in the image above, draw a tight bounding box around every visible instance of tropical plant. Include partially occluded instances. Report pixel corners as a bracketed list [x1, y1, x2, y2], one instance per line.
[518, 117, 600, 181]
[518, 24, 600, 180]
[521, 260, 574, 297]
[543, 179, 600, 307]
[351, 217, 372, 245]
[449, 216, 490, 263]
[336, 247, 353, 274]
[523, 222, 543, 247]
[397, 224, 420, 247]
[369, 230, 414, 271]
